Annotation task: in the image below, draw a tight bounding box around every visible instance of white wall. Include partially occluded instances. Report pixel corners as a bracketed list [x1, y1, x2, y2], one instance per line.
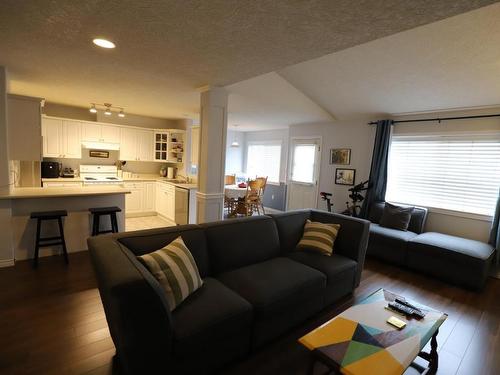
[225, 130, 245, 174]
[242, 129, 289, 182]
[289, 120, 376, 211]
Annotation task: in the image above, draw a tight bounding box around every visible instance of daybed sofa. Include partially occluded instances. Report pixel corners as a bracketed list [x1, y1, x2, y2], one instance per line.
[88, 210, 369, 375]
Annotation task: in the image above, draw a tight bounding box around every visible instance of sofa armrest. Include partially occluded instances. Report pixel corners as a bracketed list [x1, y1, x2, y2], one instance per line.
[88, 235, 174, 374]
[310, 210, 370, 286]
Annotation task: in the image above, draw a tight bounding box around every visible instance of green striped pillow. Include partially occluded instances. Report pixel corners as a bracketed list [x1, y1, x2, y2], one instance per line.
[138, 236, 203, 311]
[296, 220, 341, 256]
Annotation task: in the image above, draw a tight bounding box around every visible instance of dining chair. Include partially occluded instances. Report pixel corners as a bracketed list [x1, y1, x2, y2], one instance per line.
[243, 179, 265, 216]
[225, 174, 236, 185]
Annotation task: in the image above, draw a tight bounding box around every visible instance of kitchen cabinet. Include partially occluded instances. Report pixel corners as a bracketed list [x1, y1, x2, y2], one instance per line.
[42, 117, 81, 159]
[82, 123, 120, 143]
[7, 94, 43, 161]
[143, 182, 156, 212]
[120, 128, 154, 161]
[155, 182, 175, 221]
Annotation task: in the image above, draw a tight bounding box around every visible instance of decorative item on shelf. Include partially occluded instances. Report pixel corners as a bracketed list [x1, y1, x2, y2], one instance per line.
[335, 168, 356, 186]
[89, 102, 125, 117]
[330, 148, 351, 165]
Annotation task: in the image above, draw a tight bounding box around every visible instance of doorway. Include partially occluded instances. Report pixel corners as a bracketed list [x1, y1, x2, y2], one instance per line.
[287, 137, 322, 210]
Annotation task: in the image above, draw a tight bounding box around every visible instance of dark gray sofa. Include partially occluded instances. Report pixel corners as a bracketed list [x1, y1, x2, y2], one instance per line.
[367, 201, 428, 265]
[88, 210, 369, 375]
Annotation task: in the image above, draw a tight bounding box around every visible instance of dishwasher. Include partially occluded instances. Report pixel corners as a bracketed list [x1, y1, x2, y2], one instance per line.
[174, 187, 189, 225]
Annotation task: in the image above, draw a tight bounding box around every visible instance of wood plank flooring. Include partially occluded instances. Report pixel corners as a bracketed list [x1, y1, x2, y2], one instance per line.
[0, 252, 498, 375]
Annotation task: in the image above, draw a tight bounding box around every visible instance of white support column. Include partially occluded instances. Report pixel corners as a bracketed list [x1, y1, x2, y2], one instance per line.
[0, 66, 14, 267]
[196, 86, 228, 223]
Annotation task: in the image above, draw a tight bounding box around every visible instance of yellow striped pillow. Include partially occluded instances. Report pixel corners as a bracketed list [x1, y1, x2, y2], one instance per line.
[297, 220, 340, 256]
[138, 236, 203, 311]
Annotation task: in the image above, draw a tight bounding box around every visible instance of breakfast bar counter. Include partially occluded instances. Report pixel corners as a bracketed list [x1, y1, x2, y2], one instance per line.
[2, 187, 130, 262]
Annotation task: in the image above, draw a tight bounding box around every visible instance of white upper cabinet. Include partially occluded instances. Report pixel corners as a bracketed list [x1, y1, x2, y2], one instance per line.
[82, 123, 120, 143]
[120, 127, 137, 161]
[42, 118, 82, 159]
[62, 120, 82, 159]
[137, 130, 154, 161]
[101, 124, 120, 143]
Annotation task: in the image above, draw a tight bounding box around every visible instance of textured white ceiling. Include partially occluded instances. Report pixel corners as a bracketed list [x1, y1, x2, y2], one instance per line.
[0, 0, 494, 122]
[279, 2, 500, 120]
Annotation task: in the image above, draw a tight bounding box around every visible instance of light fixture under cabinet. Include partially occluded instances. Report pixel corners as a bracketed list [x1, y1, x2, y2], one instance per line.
[89, 103, 125, 117]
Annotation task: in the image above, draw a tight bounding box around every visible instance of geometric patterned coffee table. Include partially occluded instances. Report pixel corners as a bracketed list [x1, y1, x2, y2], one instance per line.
[299, 289, 447, 375]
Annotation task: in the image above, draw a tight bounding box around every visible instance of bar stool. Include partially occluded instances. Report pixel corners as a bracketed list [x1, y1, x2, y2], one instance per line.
[30, 210, 69, 268]
[89, 206, 122, 236]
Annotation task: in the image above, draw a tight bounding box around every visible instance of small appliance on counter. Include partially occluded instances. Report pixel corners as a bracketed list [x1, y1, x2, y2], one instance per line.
[62, 167, 75, 178]
[41, 161, 61, 178]
[167, 167, 176, 179]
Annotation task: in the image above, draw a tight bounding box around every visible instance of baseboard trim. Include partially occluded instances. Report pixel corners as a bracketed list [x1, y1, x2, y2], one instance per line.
[0, 259, 15, 268]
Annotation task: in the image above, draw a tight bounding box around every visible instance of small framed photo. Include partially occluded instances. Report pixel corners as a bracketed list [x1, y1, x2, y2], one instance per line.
[335, 168, 356, 186]
[330, 148, 351, 165]
[89, 150, 109, 158]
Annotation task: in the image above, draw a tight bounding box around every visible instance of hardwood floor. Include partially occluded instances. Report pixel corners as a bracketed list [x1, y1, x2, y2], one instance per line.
[0, 252, 498, 375]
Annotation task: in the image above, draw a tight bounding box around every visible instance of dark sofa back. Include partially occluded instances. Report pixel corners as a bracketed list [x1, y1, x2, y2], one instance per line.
[270, 210, 311, 254]
[201, 216, 281, 274]
[369, 201, 428, 234]
[117, 224, 210, 277]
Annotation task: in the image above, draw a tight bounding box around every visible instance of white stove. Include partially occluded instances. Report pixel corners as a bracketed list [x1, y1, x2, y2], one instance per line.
[80, 165, 124, 185]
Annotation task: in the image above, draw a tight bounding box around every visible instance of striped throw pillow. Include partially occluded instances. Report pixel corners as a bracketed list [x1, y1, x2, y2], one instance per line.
[296, 220, 341, 256]
[138, 236, 203, 311]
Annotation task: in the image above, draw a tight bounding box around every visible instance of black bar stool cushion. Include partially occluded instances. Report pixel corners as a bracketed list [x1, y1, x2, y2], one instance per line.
[30, 210, 68, 219]
[89, 206, 122, 214]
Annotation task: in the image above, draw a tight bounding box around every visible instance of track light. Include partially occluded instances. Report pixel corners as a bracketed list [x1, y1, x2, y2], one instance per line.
[104, 107, 112, 116]
[89, 103, 125, 117]
[89, 104, 97, 114]
[118, 110, 125, 118]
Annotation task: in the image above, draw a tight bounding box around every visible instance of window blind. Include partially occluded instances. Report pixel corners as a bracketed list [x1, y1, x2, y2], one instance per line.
[385, 134, 500, 216]
[246, 142, 281, 183]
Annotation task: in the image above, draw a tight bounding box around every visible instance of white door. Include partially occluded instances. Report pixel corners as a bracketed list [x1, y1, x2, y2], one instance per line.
[120, 128, 137, 161]
[137, 130, 154, 161]
[82, 123, 102, 142]
[287, 138, 322, 210]
[42, 118, 63, 157]
[101, 124, 120, 143]
[62, 120, 81, 159]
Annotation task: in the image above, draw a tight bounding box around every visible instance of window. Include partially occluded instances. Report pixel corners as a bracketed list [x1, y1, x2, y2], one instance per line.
[246, 142, 281, 183]
[291, 144, 317, 183]
[385, 134, 500, 216]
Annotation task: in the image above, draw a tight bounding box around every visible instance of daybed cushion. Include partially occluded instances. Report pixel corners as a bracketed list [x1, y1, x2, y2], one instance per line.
[407, 232, 495, 289]
[171, 277, 253, 372]
[368, 223, 418, 265]
[379, 202, 414, 231]
[217, 257, 326, 347]
[288, 252, 357, 305]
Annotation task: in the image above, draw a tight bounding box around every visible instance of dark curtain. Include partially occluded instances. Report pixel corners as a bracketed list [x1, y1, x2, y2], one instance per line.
[490, 188, 500, 273]
[360, 119, 394, 219]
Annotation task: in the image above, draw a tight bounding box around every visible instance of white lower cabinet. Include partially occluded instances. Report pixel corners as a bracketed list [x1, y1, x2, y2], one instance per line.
[143, 182, 156, 212]
[155, 182, 175, 221]
[125, 181, 157, 216]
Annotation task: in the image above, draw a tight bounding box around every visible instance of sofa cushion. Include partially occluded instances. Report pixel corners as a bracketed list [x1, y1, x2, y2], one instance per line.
[407, 232, 495, 289]
[217, 257, 326, 347]
[201, 216, 280, 274]
[379, 202, 414, 231]
[117, 225, 210, 278]
[172, 277, 252, 360]
[269, 210, 311, 254]
[137, 236, 204, 311]
[297, 220, 340, 256]
[367, 223, 418, 265]
[288, 252, 357, 305]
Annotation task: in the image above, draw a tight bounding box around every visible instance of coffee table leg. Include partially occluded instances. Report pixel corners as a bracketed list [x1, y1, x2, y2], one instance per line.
[428, 330, 439, 373]
[308, 355, 316, 375]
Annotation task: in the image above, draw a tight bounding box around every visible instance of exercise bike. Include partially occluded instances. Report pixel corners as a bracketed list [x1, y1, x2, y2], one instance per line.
[341, 180, 371, 217]
[319, 192, 333, 212]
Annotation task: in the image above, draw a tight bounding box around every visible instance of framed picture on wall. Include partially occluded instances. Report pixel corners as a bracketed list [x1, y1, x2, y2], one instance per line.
[335, 168, 356, 186]
[330, 148, 351, 165]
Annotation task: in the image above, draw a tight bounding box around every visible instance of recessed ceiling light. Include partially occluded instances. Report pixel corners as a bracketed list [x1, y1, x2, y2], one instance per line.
[93, 38, 116, 49]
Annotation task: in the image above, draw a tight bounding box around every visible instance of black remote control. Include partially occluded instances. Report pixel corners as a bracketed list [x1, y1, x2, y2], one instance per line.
[395, 298, 426, 319]
[388, 302, 425, 319]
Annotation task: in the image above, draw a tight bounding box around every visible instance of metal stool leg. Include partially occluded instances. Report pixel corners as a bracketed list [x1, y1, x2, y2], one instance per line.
[33, 218, 41, 268]
[57, 217, 69, 264]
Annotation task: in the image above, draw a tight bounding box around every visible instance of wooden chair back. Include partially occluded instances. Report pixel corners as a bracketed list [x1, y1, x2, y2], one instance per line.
[225, 174, 236, 185]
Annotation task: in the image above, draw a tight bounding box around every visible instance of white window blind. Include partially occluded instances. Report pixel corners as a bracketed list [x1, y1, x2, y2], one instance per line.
[246, 142, 281, 183]
[385, 134, 500, 216]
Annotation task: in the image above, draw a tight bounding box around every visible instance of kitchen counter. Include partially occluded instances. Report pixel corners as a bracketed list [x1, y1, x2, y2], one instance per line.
[0, 186, 130, 200]
[41, 177, 83, 182]
[124, 176, 198, 190]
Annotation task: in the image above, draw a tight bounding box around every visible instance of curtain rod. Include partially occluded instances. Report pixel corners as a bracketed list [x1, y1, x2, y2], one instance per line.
[368, 113, 500, 125]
